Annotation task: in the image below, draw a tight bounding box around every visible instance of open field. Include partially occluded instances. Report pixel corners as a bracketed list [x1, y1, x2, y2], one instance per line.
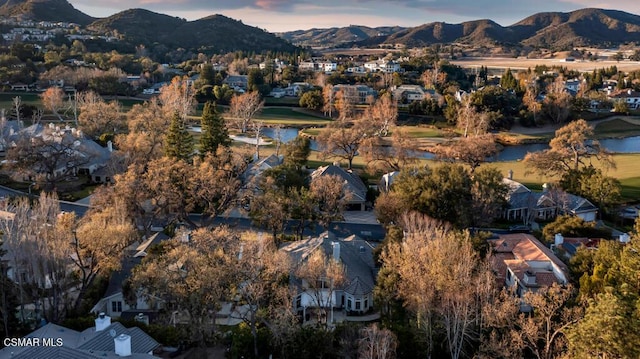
[451, 57, 640, 73]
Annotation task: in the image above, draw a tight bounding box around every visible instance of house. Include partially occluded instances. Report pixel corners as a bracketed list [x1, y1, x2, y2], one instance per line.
[311, 165, 368, 211]
[223, 75, 249, 91]
[502, 178, 598, 223]
[489, 233, 569, 304]
[551, 233, 601, 259]
[0, 313, 160, 358]
[364, 59, 401, 73]
[91, 232, 169, 319]
[391, 85, 442, 103]
[608, 89, 640, 109]
[332, 84, 377, 104]
[280, 231, 377, 322]
[242, 153, 284, 191]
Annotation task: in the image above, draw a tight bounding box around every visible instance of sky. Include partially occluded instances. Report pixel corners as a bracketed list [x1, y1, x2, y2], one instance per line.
[67, 0, 640, 33]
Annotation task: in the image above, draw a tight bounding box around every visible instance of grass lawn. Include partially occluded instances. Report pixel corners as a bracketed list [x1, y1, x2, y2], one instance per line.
[594, 117, 640, 137]
[0, 92, 42, 109]
[256, 108, 330, 125]
[398, 125, 445, 138]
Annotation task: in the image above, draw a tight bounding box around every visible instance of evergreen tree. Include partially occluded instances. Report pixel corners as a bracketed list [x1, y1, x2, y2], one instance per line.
[199, 101, 230, 156]
[499, 68, 517, 90]
[164, 112, 194, 161]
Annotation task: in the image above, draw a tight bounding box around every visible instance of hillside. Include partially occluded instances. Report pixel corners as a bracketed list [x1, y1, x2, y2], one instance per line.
[0, 0, 95, 25]
[282, 8, 640, 50]
[86, 8, 187, 43]
[87, 11, 298, 53]
[279, 25, 405, 47]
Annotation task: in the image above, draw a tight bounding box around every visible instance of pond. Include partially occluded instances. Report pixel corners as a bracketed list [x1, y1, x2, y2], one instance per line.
[259, 127, 640, 161]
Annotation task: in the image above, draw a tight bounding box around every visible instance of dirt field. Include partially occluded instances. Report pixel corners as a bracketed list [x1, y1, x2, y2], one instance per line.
[450, 57, 640, 73]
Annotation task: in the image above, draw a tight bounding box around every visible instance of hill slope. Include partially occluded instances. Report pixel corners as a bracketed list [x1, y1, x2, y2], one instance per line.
[282, 8, 640, 49]
[87, 10, 298, 53]
[0, 0, 95, 25]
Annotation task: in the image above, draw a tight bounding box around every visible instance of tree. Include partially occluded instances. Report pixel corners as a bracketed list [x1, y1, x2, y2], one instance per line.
[456, 96, 489, 137]
[310, 174, 350, 229]
[322, 84, 335, 117]
[317, 118, 370, 170]
[379, 217, 494, 359]
[612, 51, 625, 62]
[541, 215, 611, 241]
[115, 97, 170, 167]
[360, 127, 419, 174]
[560, 166, 621, 218]
[433, 134, 499, 173]
[164, 112, 194, 161]
[158, 75, 196, 121]
[77, 90, 125, 139]
[566, 229, 640, 358]
[12, 95, 22, 123]
[471, 167, 509, 227]
[362, 93, 397, 137]
[299, 89, 323, 110]
[70, 191, 137, 311]
[499, 68, 517, 90]
[542, 77, 572, 124]
[228, 91, 264, 133]
[198, 101, 230, 157]
[230, 234, 294, 358]
[358, 323, 398, 359]
[295, 248, 346, 326]
[517, 284, 581, 359]
[40, 87, 67, 121]
[378, 164, 473, 227]
[524, 119, 614, 177]
[6, 126, 97, 190]
[283, 135, 311, 169]
[131, 227, 236, 345]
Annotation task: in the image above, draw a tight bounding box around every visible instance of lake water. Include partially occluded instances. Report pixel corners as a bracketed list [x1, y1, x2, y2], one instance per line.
[260, 127, 640, 161]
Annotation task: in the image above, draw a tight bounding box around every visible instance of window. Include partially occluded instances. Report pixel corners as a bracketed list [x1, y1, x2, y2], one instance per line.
[355, 301, 361, 310]
[112, 301, 122, 313]
[364, 299, 368, 309]
[347, 299, 352, 310]
[295, 295, 301, 309]
[95, 176, 101, 182]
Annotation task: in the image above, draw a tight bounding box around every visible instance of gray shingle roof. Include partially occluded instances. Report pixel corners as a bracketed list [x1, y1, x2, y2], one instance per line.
[78, 322, 159, 354]
[311, 165, 367, 203]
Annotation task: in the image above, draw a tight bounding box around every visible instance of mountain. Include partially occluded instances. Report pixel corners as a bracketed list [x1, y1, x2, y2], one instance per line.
[0, 0, 95, 25]
[278, 25, 406, 47]
[87, 10, 298, 53]
[281, 8, 640, 50]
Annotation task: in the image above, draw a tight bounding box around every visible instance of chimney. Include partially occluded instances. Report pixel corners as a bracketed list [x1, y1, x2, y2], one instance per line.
[619, 233, 631, 243]
[114, 333, 131, 357]
[508, 169, 513, 180]
[554, 233, 564, 246]
[332, 241, 341, 262]
[107, 140, 113, 152]
[95, 312, 111, 332]
[523, 271, 537, 286]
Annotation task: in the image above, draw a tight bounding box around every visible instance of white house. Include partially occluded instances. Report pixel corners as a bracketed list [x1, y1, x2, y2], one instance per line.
[608, 89, 640, 109]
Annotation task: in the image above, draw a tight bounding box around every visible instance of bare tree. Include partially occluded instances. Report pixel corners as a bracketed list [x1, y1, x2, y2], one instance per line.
[433, 134, 499, 173]
[363, 93, 397, 137]
[7, 127, 97, 191]
[40, 87, 66, 121]
[77, 90, 126, 138]
[295, 248, 346, 326]
[12, 96, 22, 123]
[230, 233, 295, 358]
[310, 174, 351, 229]
[359, 323, 398, 359]
[158, 75, 197, 121]
[380, 218, 493, 359]
[456, 96, 489, 138]
[360, 128, 419, 173]
[542, 76, 572, 124]
[228, 91, 264, 133]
